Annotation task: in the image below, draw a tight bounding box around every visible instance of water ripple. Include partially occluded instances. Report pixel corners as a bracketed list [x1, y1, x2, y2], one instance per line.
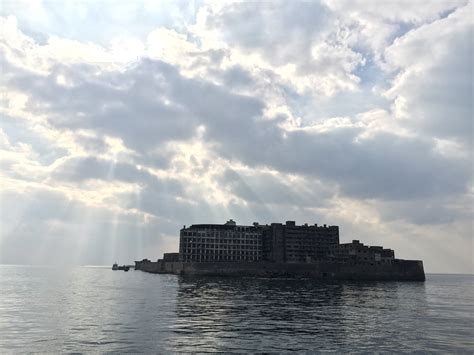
[0, 266, 472, 352]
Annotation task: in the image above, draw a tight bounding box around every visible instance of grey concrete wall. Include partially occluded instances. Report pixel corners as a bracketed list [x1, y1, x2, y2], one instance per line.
[136, 259, 425, 281]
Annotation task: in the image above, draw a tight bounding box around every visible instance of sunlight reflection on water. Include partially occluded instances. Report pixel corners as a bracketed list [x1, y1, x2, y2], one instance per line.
[0, 266, 472, 352]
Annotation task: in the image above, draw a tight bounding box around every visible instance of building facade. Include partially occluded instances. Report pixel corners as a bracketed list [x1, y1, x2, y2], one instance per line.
[334, 240, 395, 263]
[179, 220, 262, 262]
[180, 220, 341, 263]
[262, 221, 340, 263]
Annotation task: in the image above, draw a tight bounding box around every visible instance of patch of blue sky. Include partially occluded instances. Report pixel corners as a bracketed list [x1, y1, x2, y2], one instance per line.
[0, 0, 202, 46]
[290, 52, 391, 123]
[352, 52, 384, 88]
[388, 21, 416, 43]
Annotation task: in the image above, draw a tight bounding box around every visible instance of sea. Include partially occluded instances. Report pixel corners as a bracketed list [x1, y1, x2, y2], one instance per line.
[0, 265, 472, 353]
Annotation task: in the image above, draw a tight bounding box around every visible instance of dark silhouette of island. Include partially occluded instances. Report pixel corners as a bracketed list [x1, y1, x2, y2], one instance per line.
[135, 220, 425, 281]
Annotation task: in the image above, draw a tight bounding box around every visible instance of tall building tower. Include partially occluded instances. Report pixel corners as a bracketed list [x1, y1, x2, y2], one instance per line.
[179, 220, 262, 262]
[262, 221, 339, 263]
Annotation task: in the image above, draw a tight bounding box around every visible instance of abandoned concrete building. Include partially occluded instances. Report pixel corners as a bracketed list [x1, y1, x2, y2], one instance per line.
[179, 220, 343, 263]
[179, 219, 262, 262]
[136, 220, 425, 281]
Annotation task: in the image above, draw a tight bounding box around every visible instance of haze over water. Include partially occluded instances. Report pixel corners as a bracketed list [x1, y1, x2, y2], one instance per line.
[0, 266, 472, 352]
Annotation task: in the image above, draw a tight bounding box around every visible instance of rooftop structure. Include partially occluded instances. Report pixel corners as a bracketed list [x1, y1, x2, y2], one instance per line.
[334, 240, 395, 263]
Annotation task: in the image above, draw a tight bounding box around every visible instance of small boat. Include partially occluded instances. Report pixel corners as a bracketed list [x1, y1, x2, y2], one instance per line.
[112, 263, 130, 271]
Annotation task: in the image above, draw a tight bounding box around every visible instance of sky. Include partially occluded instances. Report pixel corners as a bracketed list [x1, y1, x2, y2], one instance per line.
[0, 0, 472, 273]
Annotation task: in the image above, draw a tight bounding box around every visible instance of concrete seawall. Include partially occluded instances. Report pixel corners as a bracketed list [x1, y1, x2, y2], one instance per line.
[135, 259, 425, 281]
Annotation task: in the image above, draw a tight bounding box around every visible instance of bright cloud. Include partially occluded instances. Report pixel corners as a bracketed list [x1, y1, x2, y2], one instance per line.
[0, 0, 472, 273]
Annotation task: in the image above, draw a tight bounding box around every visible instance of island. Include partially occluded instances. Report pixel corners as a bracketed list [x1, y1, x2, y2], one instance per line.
[135, 220, 425, 281]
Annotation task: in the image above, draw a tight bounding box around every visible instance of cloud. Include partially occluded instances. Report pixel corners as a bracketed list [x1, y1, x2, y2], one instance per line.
[384, 4, 473, 147]
[205, 1, 330, 58]
[123, 183, 227, 226]
[2, 54, 265, 155]
[0, 0, 198, 45]
[217, 168, 334, 207]
[2, 29, 470, 204]
[53, 156, 182, 192]
[198, 1, 364, 95]
[218, 65, 255, 89]
[211, 122, 470, 200]
[0, 1, 472, 273]
[322, 0, 468, 63]
[377, 195, 472, 226]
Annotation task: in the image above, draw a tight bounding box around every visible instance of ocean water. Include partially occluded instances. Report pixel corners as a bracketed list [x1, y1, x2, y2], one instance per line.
[0, 266, 472, 353]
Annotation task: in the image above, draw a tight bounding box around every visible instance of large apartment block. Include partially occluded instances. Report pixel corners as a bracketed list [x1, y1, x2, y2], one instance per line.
[262, 221, 339, 263]
[179, 220, 340, 263]
[179, 219, 262, 262]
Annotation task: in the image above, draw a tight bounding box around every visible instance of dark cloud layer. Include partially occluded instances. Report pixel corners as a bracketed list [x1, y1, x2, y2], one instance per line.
[3, 54, 470, 204]
[54, 156, 182, 194]
[218, 168, 333, 207]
